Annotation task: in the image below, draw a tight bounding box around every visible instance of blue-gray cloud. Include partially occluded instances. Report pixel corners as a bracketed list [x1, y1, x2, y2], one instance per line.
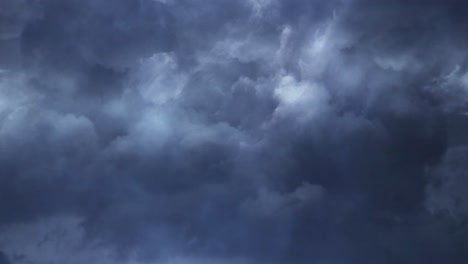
[0, 0, 468, 263]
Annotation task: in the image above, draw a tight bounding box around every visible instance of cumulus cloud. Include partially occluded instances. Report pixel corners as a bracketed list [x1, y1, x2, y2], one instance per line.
[0, 0, 468, 263]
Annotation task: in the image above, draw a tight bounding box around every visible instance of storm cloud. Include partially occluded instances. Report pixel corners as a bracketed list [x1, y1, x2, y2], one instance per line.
[1, 0, 468, 263]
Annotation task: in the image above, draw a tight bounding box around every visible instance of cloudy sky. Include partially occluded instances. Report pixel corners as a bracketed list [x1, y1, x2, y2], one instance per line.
[1, 0, 468, 263]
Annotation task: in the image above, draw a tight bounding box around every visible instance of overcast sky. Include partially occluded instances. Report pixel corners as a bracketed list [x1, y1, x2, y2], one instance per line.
[1, 0, 468, 263]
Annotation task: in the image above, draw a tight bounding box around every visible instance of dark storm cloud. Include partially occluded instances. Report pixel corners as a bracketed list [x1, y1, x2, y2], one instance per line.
[1, 0, 468, 263]
[0, 251, 10, 264]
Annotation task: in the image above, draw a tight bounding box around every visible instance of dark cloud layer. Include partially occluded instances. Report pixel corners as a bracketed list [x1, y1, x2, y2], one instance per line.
[1, 0, 468, 263]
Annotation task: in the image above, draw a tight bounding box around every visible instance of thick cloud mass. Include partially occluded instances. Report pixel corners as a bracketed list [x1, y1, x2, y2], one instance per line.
[1, 0, 468, 263]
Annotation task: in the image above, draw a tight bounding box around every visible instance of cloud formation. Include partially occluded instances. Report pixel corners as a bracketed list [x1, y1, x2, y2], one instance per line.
[1, 0, 468, 263]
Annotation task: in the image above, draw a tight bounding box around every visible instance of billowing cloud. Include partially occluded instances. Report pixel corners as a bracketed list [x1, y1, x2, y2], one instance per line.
[0, 0, 468, 263]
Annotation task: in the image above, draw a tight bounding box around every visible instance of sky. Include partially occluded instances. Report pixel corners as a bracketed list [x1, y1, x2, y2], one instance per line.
[1, 0, 468, 263]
